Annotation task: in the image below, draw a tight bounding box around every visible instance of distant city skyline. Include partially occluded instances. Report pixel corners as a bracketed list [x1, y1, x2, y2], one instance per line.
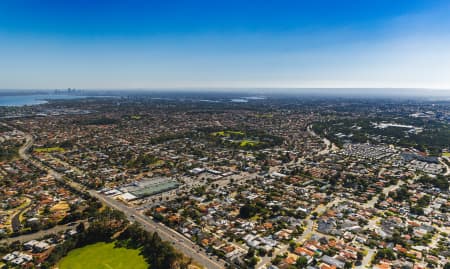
[1, 0, 450, 90]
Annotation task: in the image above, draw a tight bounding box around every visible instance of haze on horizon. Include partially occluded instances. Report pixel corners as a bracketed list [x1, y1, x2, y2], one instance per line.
[1, 0, 450, 91]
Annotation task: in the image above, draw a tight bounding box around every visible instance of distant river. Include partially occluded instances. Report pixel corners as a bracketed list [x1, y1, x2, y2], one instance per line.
[0, 94, 89, 107]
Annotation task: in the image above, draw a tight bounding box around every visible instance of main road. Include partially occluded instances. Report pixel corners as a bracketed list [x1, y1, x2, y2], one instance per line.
[90, 190, 225, 269]
[14, 129, 225, 269]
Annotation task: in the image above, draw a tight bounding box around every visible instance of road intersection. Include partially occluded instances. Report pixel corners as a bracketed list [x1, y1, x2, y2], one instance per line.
[15, 129, 226, 269]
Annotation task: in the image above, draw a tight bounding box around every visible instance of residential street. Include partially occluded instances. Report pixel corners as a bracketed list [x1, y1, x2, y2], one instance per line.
[15, 130, 226, 269]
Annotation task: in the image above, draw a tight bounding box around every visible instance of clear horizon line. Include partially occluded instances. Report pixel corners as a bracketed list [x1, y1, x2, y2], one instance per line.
[1, 87, 450, 91]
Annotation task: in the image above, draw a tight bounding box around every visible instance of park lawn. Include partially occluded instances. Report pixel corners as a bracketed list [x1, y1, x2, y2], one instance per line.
[211, 130, 245, 137]
[211, 131, 226, 136]
[58, 242, 148, 269]
[442, 152, 450, 157]
[239, 140, 260, 147]
[34, 147, 65, 153]
[149, 159, 165, 168]
[255, 113, 273, 118]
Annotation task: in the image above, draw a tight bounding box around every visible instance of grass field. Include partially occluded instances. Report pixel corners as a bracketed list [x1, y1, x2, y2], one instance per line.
[255, 113, 273, 118]
[211, 130, 245, 137]
[58, 242, 148, 269]
[239, 140, 260, 147]
[34, 147, 65, 153]
[442, 152, 450, 157]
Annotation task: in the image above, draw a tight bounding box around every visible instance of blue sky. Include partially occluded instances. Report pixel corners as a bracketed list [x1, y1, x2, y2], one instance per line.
[1, 0, 450, 89]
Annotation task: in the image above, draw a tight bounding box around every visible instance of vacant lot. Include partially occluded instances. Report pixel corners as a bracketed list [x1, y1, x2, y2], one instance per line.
[58, 242, 147, 269]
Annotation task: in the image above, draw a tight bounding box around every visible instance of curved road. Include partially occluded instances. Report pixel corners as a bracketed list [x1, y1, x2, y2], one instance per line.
[11, 206, 27, 233]
[8, 133, 34, 233]
[0, 220, 85, 245]
[306, 124, 339, 155]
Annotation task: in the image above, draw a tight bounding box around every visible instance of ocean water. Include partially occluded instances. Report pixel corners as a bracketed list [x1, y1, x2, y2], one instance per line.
[0, 94, 88, 107]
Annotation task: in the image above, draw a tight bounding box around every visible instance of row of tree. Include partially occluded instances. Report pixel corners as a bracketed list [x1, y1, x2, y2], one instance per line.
[41, 207, 187, 269]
